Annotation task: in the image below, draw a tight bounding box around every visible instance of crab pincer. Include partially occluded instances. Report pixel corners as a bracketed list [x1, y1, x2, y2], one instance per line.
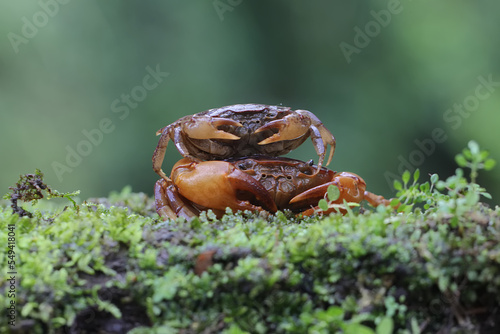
[153, 117, 243, 182]
[255, 109, 336, 173]
[155, 158, 277, 220]
[288, 171, 391, 216]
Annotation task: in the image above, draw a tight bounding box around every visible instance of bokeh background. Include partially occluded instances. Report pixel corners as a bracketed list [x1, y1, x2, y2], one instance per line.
[1, 1, 499, 204]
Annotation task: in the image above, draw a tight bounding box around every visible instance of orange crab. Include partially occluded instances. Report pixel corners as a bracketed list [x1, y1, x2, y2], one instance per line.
[152, 104, 336, 182]
[154, 156, 391, 220]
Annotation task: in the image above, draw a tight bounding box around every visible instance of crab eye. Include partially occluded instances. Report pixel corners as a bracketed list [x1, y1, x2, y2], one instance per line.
[302, 169, 312, 175]
[307, 159, 314, 166]
[266, 110, 278, 118]
[299, 166, 313, 175]
[237, 160, 255, 171]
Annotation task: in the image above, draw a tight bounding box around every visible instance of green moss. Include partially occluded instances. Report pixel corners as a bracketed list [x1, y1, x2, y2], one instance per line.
[1, 142, 499, 333]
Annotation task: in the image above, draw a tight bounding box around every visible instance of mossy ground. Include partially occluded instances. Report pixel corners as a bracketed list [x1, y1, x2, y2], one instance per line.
[0, 185, 499, 334]
[1, 143, 499, 334]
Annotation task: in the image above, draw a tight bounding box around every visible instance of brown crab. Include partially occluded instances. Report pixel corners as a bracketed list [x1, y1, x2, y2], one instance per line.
[154, 156, 391, 220]
[152, 104, 336, 181]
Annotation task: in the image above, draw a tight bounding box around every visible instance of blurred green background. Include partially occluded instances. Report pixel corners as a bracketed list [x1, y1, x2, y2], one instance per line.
[1, 0, 499, 203]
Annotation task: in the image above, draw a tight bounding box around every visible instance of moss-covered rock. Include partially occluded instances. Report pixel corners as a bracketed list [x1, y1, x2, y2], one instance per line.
[1, 142, 499, 333]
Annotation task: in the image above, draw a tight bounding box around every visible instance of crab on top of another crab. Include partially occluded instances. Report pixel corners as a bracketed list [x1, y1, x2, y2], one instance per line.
[152, 104, 393, 220]
[152, 104, 336, 182]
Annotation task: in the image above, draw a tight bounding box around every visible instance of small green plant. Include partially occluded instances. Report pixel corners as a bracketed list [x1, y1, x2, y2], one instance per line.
[317, 184, 360, 214]
[311, 140, 496, 218]
[391, 140, 494, 215]
[3, 169, 79, 218]
[455, 140, 496, 183]
[317, 184, 339, 211]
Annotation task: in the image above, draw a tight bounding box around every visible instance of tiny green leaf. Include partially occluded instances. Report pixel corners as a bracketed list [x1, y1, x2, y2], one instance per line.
[376, 317, 394, 334]
[345, 323, 375, 334]
[413, 169, 420, 183]
[481, 191, 492, 199]
[318, 199, 329, 211]
[468, 140, 479, 155]
[430, 173, 439, 184]
[327, 184, 340, 201]
[390, 198, 400, 208]
[402, 170, 410, 185]
[207, 210, 217, 220]
[393, 180, 402, 191]
[455, 154, 467, 167]
[403, 204, 413, 214]
[484, 158, 496, 171]
[410, 317, 421, 334]
[397, 203, 406, 213]
[190, 217, 201, 229]
[419, 182, 430, 192]
[462, 149, 472, 160]
[480, 150, 490, 161]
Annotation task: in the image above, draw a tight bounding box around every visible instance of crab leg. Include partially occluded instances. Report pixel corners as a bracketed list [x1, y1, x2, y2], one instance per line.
[364, 191, 393, 207]
[307, 125, 328, 175]
[296, 110, 336, 171]
[154, 178, 201, 220]
[152, 125, 175, 182]
[171, 158, 278, 214]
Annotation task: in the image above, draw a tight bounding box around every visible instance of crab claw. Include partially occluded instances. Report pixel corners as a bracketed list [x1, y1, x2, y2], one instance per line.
[255, 113, 310, 145]
[183, 116, 243, 140]
[172, 158, 277, 213]
[255, 111, 336, 173]
[288, 172, 366, 214]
